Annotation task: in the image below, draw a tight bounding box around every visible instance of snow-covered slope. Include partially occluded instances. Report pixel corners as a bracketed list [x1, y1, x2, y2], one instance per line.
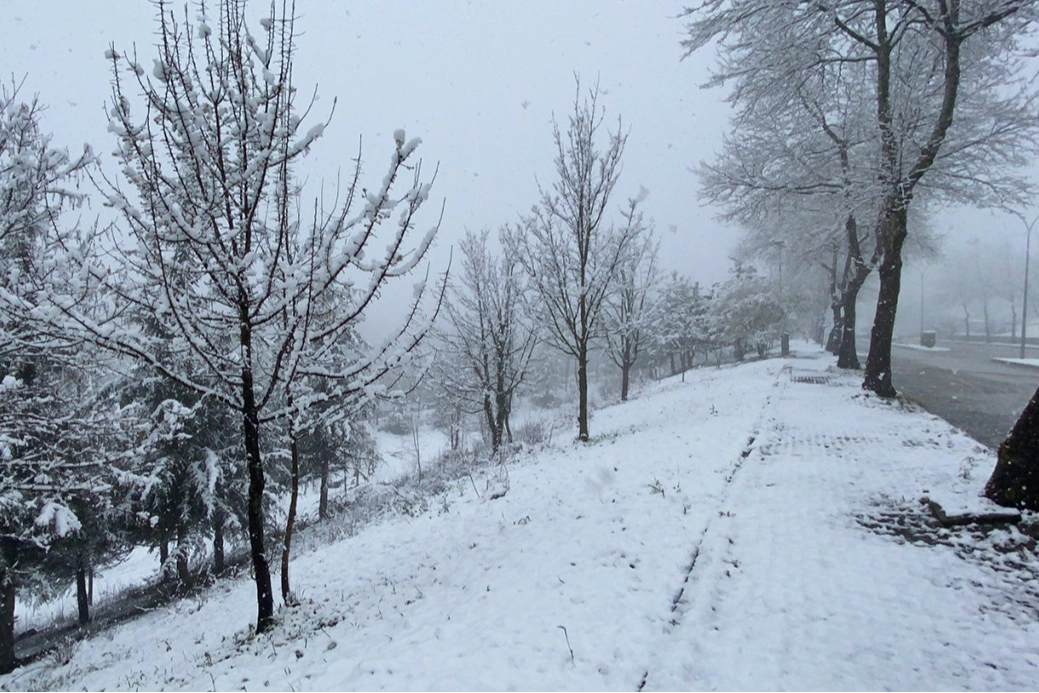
[6, 345, 1038, 691]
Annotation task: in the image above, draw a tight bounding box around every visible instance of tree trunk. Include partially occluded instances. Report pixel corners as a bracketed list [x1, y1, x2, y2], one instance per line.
[76, 564, 90, 625]
[577, 341, 590, 442]
[863, 206, 907, 398]
[213, 510, 225, 576]
[985, 383, 1039, 510]
[837, 211, 872, 369]
[669, 352, 676, 376]
[826, 321, 841, 354]
[826, 246, 842, 354]
[159, 538, 169, 580]
[0, 571, 13, 675]
[495, 391, 510, 449]
[281, 432, 300, 605]
[319, 455, 330, 522]
[243, 383, 274, 633]
[837, 285, 862, 369]
[176, 521, 191, 588]
[982, 300, 991, 343]
[484, 394, 500, 452]
[88, 567, 93, 606]
[620, 362, 630, 402]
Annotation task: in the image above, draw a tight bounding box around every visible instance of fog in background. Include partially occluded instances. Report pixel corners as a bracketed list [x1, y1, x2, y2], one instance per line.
[0, 0, 1031, 342]
[0, 1, 730, 339]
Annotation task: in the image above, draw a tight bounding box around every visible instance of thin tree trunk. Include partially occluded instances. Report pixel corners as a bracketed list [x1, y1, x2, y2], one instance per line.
[495, 391, 509, 449]
[159, 538, 169, 581]
[620, 362, 630, 402]
[983, 300, 991, 343]
[0, 571, 13, 675]
[176, 521, 191, 588]
[577, 341, 590, 441]
[484, 394, 500, 452]
[319, 455, 330, 521]
[213, 510, 225, 576]
[76, 563, 90, 625]
[243, 384, 274, 633]
[281, 431, 300, 605]
[826, 247, 843, 354]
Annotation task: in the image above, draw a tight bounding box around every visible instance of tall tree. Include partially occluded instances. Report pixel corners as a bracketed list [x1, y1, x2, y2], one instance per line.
[603, 195, 657, 401]
[712, 265, 786, 360]
[684, 0, 1039, 395]
[510, 79, 638, 441]
[649, 272, 712, 378]
[23, 0, 442, 634]
[439, 228, 536, 452]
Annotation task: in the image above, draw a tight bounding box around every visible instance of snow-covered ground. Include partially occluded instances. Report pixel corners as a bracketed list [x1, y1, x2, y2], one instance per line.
[895, 342, 951, 352]
[5, 342, 1039, 691]
[993, 357, 1039, 369]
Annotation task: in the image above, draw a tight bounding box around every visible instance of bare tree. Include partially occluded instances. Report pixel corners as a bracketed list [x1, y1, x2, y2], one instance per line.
[440, 228, 536, 452]
[603, 195, 657, 401]
[685, 0, 1039, 395]
[22, 0, 442, 633]
[510, 79, 637, 441]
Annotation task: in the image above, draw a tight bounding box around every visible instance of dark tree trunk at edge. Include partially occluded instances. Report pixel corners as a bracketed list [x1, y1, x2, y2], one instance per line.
[985, 383, 1039, 510]
[0, 572, 13, 675]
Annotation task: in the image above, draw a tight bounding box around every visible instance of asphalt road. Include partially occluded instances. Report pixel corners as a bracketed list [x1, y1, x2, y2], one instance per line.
[883, 339, 1039, 449]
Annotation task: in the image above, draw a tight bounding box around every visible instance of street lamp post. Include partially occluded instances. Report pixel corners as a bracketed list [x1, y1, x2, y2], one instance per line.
[1013, 212, 1039, 360]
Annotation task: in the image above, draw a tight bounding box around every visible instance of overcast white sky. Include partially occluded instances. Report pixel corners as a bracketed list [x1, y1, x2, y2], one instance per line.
[0, 0, 1030, 335]
[0, 2, 733, 278]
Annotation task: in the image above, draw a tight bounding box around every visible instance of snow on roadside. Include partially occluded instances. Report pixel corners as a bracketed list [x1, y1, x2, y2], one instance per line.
[894, 342, 951, 352]
[993, 357, 1039, 370]
[6, 346, 1039, 691]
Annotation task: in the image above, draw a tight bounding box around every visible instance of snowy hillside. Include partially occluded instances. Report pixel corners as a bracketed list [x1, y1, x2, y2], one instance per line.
[4, 345, 1038, 691]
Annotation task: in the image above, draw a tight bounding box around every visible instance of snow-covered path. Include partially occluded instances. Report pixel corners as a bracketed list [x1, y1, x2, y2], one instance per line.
[645, 357, 1039, 690]
[7, 345, 1039, 691]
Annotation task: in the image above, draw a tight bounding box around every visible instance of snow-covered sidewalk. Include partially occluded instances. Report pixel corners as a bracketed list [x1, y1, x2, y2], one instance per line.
[6, 344, 1038, 691]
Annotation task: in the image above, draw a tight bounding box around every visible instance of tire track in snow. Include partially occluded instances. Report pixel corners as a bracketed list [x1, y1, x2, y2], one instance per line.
[637, 364, 789, 692]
